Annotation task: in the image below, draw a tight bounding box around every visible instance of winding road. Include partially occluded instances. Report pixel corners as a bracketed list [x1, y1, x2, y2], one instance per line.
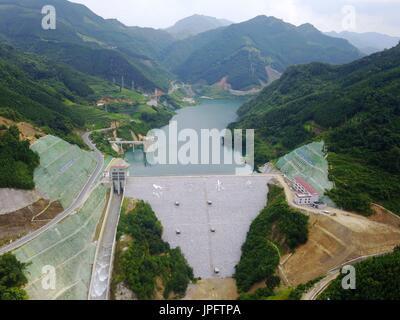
[0, 131, 104, 255]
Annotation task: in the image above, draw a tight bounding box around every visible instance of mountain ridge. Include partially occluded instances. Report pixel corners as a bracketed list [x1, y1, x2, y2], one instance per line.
[0, 0, 175, 90]
[163, 15, 362, 90]
[326, 31, 400, 55]
[165, 14, 232, 39]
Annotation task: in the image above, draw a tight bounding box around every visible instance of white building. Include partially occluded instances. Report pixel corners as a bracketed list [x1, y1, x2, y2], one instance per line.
[292, 176, 319, 205]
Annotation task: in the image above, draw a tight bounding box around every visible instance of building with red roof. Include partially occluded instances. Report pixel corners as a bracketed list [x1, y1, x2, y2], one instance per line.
[292, 176, 320, 205]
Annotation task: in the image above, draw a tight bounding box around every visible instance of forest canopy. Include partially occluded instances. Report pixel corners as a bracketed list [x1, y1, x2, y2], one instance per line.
[0, 253, 29, 300]
[319, 247, 400, 300]
[0, 126, 39, 189]
[115, 200, 194, 300]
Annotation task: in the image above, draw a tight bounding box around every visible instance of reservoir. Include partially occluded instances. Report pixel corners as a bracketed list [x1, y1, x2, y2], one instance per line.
[125, 99, 250, 176]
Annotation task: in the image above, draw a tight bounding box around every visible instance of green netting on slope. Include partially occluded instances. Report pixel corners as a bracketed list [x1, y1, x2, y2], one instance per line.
[276, 141, 335, 204]
[14, 185, 108, 300]
[56, 280, 94, 300]
[31, 135, 98, 208]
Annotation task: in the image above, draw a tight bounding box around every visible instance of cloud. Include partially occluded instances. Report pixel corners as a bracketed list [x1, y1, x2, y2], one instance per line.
[69, 0, 400, 36]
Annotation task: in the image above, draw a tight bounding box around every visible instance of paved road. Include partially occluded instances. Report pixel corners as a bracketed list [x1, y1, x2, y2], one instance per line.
[0, 131, 104, 255]
[302, 251, 393, 300]
[261, 173, 400, 300]
[89, 193, 123, 300]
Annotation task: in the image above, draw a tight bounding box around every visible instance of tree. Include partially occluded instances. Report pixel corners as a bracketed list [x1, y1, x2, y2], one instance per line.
[0, 253, 29, 300]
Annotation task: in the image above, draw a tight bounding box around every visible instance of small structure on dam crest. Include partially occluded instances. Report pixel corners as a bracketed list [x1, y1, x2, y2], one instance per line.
[103, 158, 130, 195]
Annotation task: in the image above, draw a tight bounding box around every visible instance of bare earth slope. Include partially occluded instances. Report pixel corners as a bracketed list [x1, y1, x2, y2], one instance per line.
[281, 212, 400, 286]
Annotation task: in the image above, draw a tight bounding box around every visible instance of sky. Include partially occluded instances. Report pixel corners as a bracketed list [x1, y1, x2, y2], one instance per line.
[70, 0, 400, 36]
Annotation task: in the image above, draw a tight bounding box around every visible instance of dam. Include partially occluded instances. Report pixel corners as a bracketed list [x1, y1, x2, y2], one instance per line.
[124, 175, 271, 278]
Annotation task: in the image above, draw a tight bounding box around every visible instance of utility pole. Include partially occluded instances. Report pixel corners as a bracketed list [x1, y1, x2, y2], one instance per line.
[120, 75, 124, 92]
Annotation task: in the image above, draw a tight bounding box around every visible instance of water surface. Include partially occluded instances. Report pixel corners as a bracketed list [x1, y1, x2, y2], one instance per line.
[125, 99, 249, 176]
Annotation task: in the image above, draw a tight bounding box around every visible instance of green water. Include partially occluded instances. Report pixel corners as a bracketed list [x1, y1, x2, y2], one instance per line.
[125, 99, 250, 176]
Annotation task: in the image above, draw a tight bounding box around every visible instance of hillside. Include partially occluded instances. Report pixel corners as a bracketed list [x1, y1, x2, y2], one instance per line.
[235, 185, 308, 293]
[0, 0, 175, 90]
[326, 31, 400, 55]
[232, 44, 400, 215]
[163, 16, 361, 90]
[319, 247, 400, 300]
[0, 42, 97, 140]
[166, 14, 232, 39]
[0, 126, 39, 190]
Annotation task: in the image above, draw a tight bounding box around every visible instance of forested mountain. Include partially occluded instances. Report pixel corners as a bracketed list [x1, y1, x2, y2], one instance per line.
[232, 44, 400, 215]
[0, 0, 175, 90]
[165, 14, 232, 40]
[0, 42, 94, 137]
[326, 31, 400, 55]
[163, 16, 362, 90]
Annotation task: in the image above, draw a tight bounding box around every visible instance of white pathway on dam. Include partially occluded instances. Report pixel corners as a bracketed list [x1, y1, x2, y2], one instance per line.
[125, 175, 271, 278]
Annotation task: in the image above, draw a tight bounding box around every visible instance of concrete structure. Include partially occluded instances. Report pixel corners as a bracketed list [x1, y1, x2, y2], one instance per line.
[293, 176, 319, 205]
[89, 192, 123, 300]
[103, 158, 130, 195]
[90, 159, 127, 300]
[124, 175, 271, 278]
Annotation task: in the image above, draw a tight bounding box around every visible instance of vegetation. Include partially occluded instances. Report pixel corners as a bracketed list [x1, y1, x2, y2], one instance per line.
[233, 44, 400, 215]
[0, 126, 39, 189]
[287, 277, 323, 300]
[115, 201, 194, 300]
[0, 253, 29, 300]
[235, 185, 309, 292]
[0, 41, 172, 156]
[166, 14, 232, 40]
[319, 247, 400, 300]
[0, 42, 113, 145]
[327, 153, 400, 215]
[0, 0, 174, 90]
[90, 131, 119, 158]
[164, 16, 360, 90]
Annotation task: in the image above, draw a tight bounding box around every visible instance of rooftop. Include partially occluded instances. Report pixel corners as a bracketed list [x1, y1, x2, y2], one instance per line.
[107, 158, 130, 170]
[294, 176, 319, 195]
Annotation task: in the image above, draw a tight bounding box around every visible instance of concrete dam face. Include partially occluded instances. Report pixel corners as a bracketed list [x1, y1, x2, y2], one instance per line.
[124, 175, 271, 278]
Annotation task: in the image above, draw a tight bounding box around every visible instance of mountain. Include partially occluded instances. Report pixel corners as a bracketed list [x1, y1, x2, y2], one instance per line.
[232, 44, 400, 215]
[0, 0, 176, 90]
[165, 14, 232, 39]
[0, 40, 134, 148]
[326, 31, 400, 55]
[0, 42, 92, 136]
[163, 16, 362, 90]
